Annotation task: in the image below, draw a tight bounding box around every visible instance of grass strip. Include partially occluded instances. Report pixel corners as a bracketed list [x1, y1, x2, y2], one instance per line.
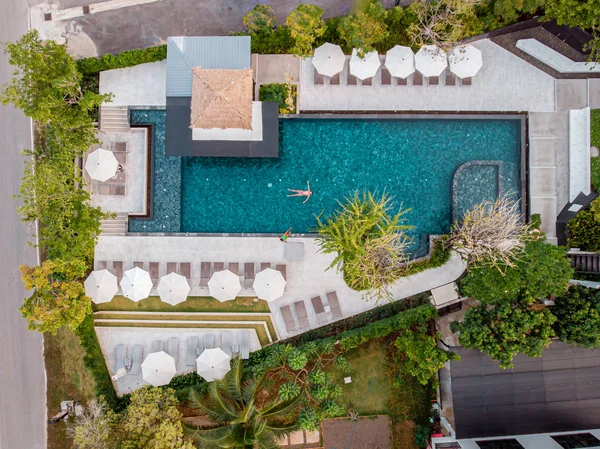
[93, 295, 270, 313]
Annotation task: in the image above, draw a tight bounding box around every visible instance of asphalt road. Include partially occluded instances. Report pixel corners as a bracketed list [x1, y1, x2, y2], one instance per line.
[0, 1, 47, 448]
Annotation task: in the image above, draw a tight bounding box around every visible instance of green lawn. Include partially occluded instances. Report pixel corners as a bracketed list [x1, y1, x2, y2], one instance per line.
[334, 339, 390, 415]
[93, 295, 270, 313]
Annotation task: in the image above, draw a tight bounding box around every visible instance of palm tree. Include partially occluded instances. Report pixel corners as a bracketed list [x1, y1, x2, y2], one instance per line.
[186, 359, 302, 449]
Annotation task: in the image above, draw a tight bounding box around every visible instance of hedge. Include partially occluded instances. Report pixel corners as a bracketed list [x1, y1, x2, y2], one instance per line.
[76, 45, 167, 76]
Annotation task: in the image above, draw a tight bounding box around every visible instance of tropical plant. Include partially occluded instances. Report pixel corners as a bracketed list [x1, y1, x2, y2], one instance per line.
[315, 190, 412, 298]
[553, 285, 600, 348]
[452, 302, 556, 369]
[67, 398, 119, 449]
[338, 0, 389, 57]
[243, 4, 277, 35]
[186, 359, 301, 449]
[286, 4, 327, 56]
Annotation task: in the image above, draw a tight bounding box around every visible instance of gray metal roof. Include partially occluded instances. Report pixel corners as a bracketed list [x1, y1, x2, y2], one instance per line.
[166, 36, 251, 97]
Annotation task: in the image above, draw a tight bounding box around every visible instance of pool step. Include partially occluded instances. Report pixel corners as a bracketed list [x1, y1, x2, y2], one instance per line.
[99, 106, 130, 133]
[100, 213, 128, 236]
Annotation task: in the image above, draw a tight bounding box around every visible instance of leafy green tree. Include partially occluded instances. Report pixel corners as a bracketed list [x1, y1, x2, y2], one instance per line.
[186, 359, 301, 449]
[67, 398, 119, 449]
[243, 4, 277, 35]
[121, 387, 193, 449]
[286, 4, 327, 56]
[491, 0, 544, 22]
[19, 258, 92, 334]
[338, 0, 389, 56]
[453, 302, 556, 369]
[553, 285, 600, 348]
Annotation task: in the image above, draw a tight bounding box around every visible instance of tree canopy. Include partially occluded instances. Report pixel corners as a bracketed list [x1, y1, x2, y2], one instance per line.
[243, 4, 277, 35]
[286, 4, 327, 56]
[553, 286, 600, 348]
[338, 0, 389, 56]
[67, 398, 119, 449]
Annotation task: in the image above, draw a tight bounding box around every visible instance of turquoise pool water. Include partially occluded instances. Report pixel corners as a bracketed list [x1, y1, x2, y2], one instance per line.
[129, 110, 522, 255]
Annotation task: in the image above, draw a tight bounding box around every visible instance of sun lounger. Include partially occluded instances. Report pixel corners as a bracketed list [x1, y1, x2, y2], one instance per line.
[314, 70, 325, 85]
[96, 260, 107, 270]
[239, 330, 250, 360]
[311, 295, 328, 324]
[196, 338, 205, 357]
[115, 152, 127, 165]
[167, 262, 177, 274]
[180, 262, 191, 281]
[347, 74, 358, 85]
[200, 262, 211, 287]
[151, 340, 163, 353]
[112, 261, 123, 280]
[329, 73, 340, 85]
[461, 76, 472, 86]
[397, 76, 408, 86]
[186, 337, 198, 367]
[134, 261, 144, 269]
[260, 262, 270, 272]
[327, 291, 343, 320]
[427, 76, 439, 86]
[111, 142, 127, 153]
[213, 262, 225, 272]
[412, 72, 423, 86]
[149, 262, 159, 285]
[204, 334, 215, 349]
[294, 301, 309, 329]
[276, 264, 287, 281]
[361, 77, 372, 86]
[381, 68, 392, 85]
[244, 263, 255, 288]
[280, 305, 297, 333]
[166, 337, 179, 363]
[228, 263, 239, 275]
[445, 71, 456, 86]
[114, 344, 127, 372]
[129, 345, 143, 375]
[232, 343, 240, 358]
[221, 331, 232, 357]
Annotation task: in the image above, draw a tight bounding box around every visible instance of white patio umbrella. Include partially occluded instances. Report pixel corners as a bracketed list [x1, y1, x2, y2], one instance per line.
[253, 268, 286, 302]
[157, 272, 190, 306]
[85, 148, 118, 182]
[312, 42, 346, 77]
[384, 45, 415, 79]
[414, 45, 448, 77]
[120, 267, 153, 302]
[196, 348, 231, 382]
[84, 269, 118, 304]
[349, 48, 380, 81]
[449, 44, 483, 79]
[141, 351, 177, 386]
[208, 269, 241, 302]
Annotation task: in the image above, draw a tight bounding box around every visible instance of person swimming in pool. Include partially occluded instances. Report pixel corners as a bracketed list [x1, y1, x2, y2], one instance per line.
[280, 228, 292, 242]
[287, 181, 312, 204]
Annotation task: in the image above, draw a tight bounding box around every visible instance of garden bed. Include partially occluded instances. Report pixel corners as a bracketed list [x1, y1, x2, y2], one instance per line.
[322, 415, 392, 449]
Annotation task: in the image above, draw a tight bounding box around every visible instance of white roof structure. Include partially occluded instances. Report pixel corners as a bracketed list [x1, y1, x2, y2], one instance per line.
[449, 44, 483, 79]
[384, 45, 415, 79]
[120, 267, 153, 302]
[157, 272, 190, 306]
[208, 269, 241, 302]
[350, 49, 380, 80]
[312, 43, 346, 77]
[84, 269, 118, 304]
[253, 268, 286, 302]
[141, 351, 177, 386]
[196, 348, 231, 382]
[85, 148, 118, 182]
[415, 45, 448, 77]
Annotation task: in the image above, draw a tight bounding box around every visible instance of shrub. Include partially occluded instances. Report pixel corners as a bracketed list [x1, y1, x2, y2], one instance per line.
[592, 158, 600, 192]
[243, 4, 277, 35]
[76, 45, 167, 76]
[258, 83, 296, 114]
[166, 372, 208, 402]
[553, 285, 600, 348]
[567, 209, 600, 251]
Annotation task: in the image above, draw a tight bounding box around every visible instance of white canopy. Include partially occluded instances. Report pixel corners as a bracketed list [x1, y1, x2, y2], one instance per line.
[449, 44, 483, 79]
[208, 269, 241, 302]
[141, 351, 177, 386]
[349, 49, 380, 81]
[414, 45, 448, 77]
[253, 268, 286, 302]
[119, 267, 153, 302]
[384, 45, 415, 79]
[84, 269, 118, 304]
[157, 272, 190, 306]
[85, 148, 118, 182]
[196, 348, 231, 382]
[312, 42, 346, 78]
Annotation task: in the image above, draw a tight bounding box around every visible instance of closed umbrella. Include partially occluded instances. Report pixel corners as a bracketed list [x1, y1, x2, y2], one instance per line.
[208, 269, 241, 302]
[449, 44, 483, 79]
[196, 348, 231, 382]
[85, 148, 118, 182]
[157, 272, 190, 306]
[253, 268, 286, 302]
[120, 267, 153, 302]
[141, 351, 177, 386]
[84, 269, 118, 304]
[349, 49, 380, 80]
[385, 45, 415, 79]
[414, 45, 448, 77]
[312, 42, 346, 77]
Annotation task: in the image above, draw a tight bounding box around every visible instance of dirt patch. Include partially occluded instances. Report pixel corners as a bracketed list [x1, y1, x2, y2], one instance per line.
[322, 415, 391, 449]
[392, 420, 416, 449]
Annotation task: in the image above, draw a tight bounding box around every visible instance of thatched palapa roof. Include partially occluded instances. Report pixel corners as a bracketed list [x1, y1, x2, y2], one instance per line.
[190, 67, 253, 130]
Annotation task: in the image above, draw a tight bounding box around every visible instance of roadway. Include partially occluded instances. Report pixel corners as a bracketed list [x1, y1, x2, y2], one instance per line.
[0, 0, 46, 448]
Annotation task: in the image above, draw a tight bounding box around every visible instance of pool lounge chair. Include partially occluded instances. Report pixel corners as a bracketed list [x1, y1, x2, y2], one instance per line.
[111, 142, 127, 153]
[327, 291, 343, 320]
[213, 262, 225, 272]
[311, 296, 328, 324]
[314, 70, 325, 85]
[427, 76, 439, 86]
[232, 343, 240, 358]
[166, 337, 179, 363]
[260, 262, 270, 272]
[412, 72, 423, 86]
[149, 262, 160, 285]
[294, 301, 309, 329]
[180, 262, 191, 281]
[186, 336, 199, 367]
[112, 261, 123, 281]
[200, 262, 211, 287]
[196, 339, 205, 357]
[397, 76, 408, 86]
[280, 305, 297, 333]
[461, 76, 472, 86]
[96, 260, 108, 270]
[445, 71, 456, 86]
[151, 340, 163, 353]
[114, 344, 127, 372]
[134, 261, 144, 269]
[228, 263, 239, 276]
[329, 73, 340, 85]
[276, 264, 287, 282]
[167, 262, 177, 274]
[381, 67, 392, 85]
[221, 331, 232, 357]
[240, 330, 250, 360]
[204, 334, 215, 349]
[129, 345, 143, 375]
[244, 263, 255, 288]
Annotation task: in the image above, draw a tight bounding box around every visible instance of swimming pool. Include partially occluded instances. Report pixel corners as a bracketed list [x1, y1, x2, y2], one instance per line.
[129, 110, 524, 254]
